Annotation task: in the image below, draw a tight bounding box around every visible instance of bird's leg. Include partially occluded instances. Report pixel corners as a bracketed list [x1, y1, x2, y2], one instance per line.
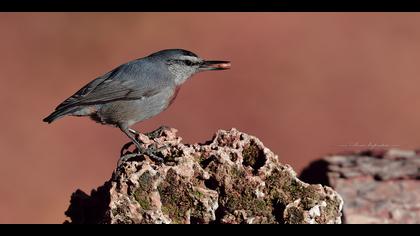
[129, 127, 169, 157]
[119, 126, 145, 163]
[128, 128, 150, 144]
[128, 128, 140, 136]
[128, 128, 139, 138]
[119, 125, 163, 163]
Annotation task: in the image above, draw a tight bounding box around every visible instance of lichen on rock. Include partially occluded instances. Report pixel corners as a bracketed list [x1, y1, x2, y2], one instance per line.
[65, 127, 343, 224]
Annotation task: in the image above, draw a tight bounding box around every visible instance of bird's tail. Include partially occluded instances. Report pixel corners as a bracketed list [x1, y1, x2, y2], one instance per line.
[43, 107, 79, 124]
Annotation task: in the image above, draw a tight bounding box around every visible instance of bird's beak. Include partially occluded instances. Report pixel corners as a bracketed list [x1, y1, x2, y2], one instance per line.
[200, 60, 231, 71]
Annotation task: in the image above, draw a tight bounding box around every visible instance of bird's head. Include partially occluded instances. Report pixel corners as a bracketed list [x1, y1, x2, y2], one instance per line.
[147, 49, 231, 85]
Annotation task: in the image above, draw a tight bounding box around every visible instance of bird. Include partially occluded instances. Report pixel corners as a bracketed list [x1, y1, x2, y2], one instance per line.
[43, 49, 231, 161]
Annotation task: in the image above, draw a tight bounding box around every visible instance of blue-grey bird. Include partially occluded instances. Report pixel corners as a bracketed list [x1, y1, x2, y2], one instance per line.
[43, 49, 230, 159]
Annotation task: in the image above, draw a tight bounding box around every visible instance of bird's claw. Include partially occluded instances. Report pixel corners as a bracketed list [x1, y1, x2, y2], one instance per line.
[141, 148, 164, 163]
[146, 126, 170, 139]
[119, 145, 165, 165]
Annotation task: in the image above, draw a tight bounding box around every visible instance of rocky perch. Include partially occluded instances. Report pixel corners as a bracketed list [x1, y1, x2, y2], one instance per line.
[65, 127, 343, 224]
[301, 149, 420, 224]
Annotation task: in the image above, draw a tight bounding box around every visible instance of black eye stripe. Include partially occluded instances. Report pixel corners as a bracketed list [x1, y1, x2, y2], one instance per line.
[167, 59, 199, 66]
[182, 59, 198, 66]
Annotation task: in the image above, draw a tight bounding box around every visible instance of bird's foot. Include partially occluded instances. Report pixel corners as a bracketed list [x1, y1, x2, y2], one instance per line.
[137, 133, 151, 144]
[140, 148, 164, 163]
[119, 145, 165, 165]
[129, 128, 151, 144]
[118, 152, 144, 166]
[120, 134, 151, 157]
[146, 126, 170, 139]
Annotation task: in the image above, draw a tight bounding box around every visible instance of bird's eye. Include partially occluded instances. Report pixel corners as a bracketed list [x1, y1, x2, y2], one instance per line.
[184, 60, 193, 66]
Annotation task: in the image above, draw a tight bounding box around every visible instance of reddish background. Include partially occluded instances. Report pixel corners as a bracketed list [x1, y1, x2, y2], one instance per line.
[1, 13, 420, 223]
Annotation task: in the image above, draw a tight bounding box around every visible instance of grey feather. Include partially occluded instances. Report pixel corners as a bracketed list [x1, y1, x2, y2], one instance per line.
[55, 60, 171, 110]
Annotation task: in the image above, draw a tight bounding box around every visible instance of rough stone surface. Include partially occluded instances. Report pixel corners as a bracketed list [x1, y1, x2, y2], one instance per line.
[65, 127, 343, 224]
[300, 149, 420, 224]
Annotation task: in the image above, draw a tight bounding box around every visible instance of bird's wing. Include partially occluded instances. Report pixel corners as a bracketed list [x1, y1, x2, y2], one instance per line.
[55, 62, 168, 110]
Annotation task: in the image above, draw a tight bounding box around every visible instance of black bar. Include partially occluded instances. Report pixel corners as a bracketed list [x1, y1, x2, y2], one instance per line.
[1, 0, 420, 12]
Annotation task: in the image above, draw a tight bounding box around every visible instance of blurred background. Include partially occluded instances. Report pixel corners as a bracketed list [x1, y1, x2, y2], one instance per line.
[1, 13, 420, 223]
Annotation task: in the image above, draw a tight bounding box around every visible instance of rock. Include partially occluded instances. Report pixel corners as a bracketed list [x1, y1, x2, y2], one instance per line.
[65, 127, 343, 224]
[300, 149, 420, 224]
